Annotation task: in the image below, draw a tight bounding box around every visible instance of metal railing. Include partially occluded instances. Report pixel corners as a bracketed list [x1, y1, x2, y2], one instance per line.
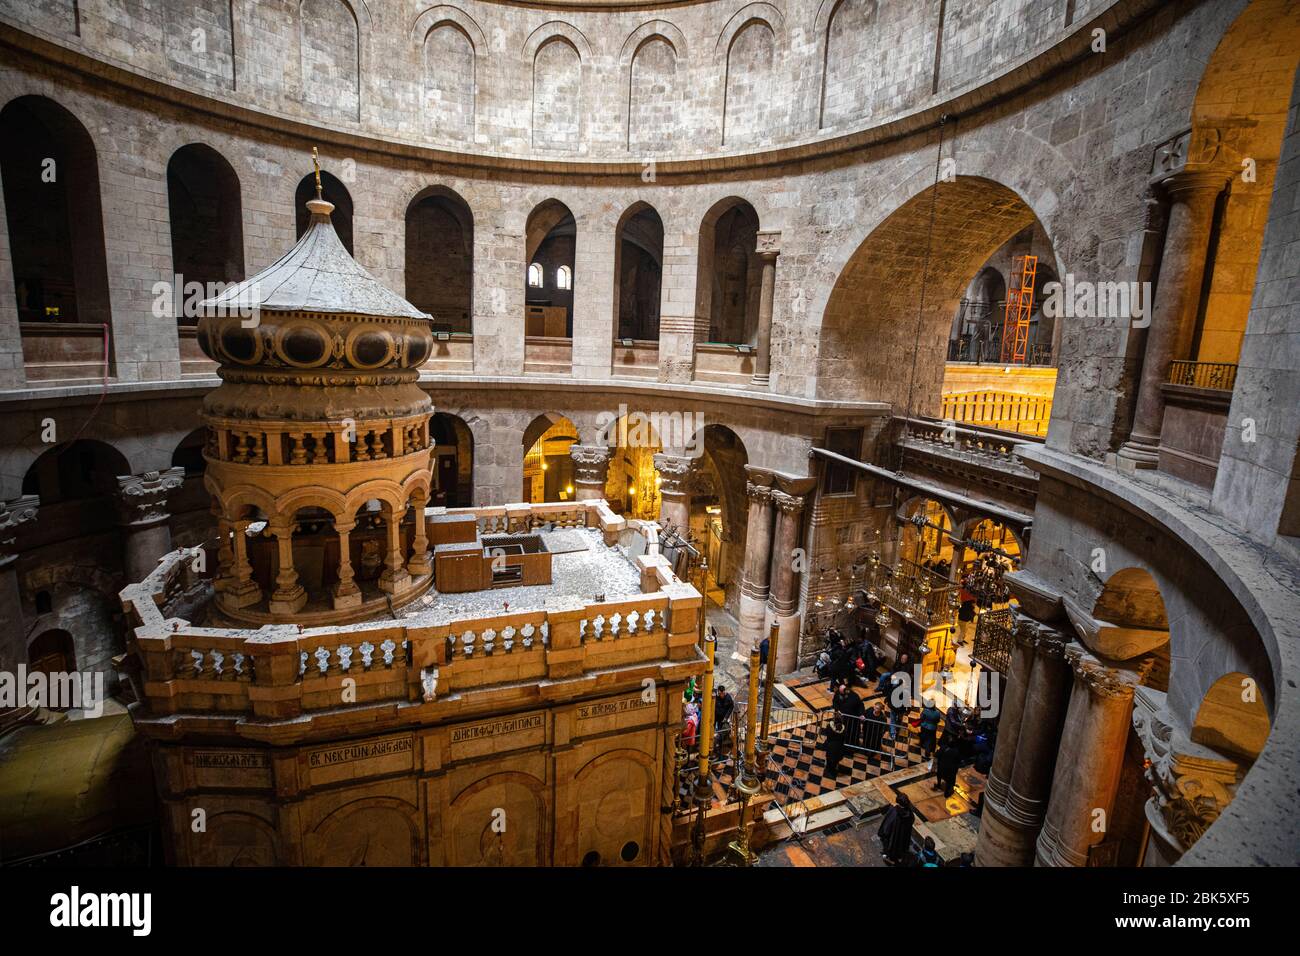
[972, 607, 1014, 674]
[1167, 360, 1237, 392]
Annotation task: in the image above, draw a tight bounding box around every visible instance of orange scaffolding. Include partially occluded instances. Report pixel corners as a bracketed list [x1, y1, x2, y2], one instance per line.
[999, 254, 1038, 364]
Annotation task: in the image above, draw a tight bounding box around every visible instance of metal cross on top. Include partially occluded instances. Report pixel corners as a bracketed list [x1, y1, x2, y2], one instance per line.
[312, 146, 322, 199]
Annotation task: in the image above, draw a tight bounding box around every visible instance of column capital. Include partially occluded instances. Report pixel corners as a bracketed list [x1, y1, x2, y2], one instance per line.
[771, 490, 805, 515]
[745, 481, 773, 504]
[652, 452, 696, 496]
[0, 494, 39, 567]
[115, 467, 186, 528]
[1065, 643, 1144, 700]
[570, 443, 612, 466]
[756, 229, 781, 259]
[1156, 165, 1233, 202]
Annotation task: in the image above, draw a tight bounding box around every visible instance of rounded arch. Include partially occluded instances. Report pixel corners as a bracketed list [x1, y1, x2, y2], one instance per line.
[406, 184, 473, 334]
[573, 748, 657, 866]
[0, 94, 111, 331]
[613, 201, 664, 343]
[340, 479, 406, 516]
[447, 770, 548, 866]
[166, 143, 244, 325]
[21, 439, 130, 505]
[522, 413, 579, 504]
[190, 810, 280, 866]
[816, 175, 1050, 408]
[27, 627, 75, 675]
[295, 169, 354, 255]
[525, 199, 576, 338]
[171, 428, 208, 477]
[431, 412, 474, 507]
[696, 196, 762, 346]
[310, 796, 420, 866]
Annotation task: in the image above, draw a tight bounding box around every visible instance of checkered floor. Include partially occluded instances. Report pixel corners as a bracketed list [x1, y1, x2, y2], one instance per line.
[678, 675, 934, 810]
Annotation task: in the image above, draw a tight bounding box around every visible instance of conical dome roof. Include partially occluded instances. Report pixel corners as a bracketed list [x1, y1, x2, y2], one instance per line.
[200, 198, 428, 321]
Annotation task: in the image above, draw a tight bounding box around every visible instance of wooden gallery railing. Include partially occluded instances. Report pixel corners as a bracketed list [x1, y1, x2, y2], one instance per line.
[940, 390, 1051, 437]
[119, 500, 701, 721]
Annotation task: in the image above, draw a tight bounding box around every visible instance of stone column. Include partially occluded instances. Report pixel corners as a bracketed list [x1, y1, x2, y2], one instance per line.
[212, 504, 235, 592]
[268, 517, 306, 614]
[980, 611, 1039, 814]
[1118, 167, 1231, 468]
[737, 477, 775, 659]
[750, 231, 780, 389]
[570, 444, 612, 501]
[766, 490, 807, 675]
[332, 517, 361, 610]
[115, 468, 186, 584]
[653, 453, 694, 536]
[1035, 646, 1144, 866]
[223, 519, 262, 609]
[407, 491, 431, 576]
[0, 495, 38, 674]
[379, 503, 412, 594]
[975, 626, 1071, 866]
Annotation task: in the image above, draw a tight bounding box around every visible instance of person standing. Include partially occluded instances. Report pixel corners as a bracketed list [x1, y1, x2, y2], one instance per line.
[878, 793, 916, 866]
[835, 681, 865, 748]
[918, 699, 942, 759]
[934, 736, 961, 797]
[822, 710, 848, 781]
[862, 700, 887, 757]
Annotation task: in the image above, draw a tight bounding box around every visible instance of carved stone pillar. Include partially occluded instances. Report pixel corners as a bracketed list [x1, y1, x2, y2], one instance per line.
[115, 467, 186, 584]
[751, 231, 780, 389]
[653, 453, 694, 536]
[379, 503, 412, 594]
[1035, 645, 1145, 866]
[212, 503, 235, 592]
[1118, 165, 1231, 468]
[766, 489, 807, 675]
[0, 495, 38, 674]
[570, 444, 612, 501]
[737, 477, 775, 658]
[332, 517, 361, 610]
[980, 611, 1039, 814]
[224, 519, 261, 609]
[268, 517, 306, 614]
[407, 491, 431, 576]
[975, 625, 1071, 867]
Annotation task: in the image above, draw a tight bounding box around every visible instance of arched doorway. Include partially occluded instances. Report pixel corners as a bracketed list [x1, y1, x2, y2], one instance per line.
[599, 413, 661, 522]
[431, 412, 474, 507]
[0, 95, 113, 381]
[697, 198, 760, 346]
[296, 170, 354, 254]
[693, 424, 748, 611]
[524, 200, 575, 339]
[22, 439, 130, 506]
[167, 143, 244, 317]
[405, 186, 473, 334]
[614, 202, 663, 341]
[522, 413, 578, 503]
[818, 176, 1053, 414]
[27, 628, 75, 678]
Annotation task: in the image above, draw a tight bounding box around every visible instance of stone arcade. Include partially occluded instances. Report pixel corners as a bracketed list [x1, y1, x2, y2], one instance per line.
[0, 0, 1296, 868]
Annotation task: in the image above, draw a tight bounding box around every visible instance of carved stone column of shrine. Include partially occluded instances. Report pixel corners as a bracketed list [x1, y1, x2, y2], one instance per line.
[267, 515, 306, 615]
[1035, 645, 1147, 866]
[750, 230, 780, 389]
[570, 444, 613, 501]
[1118, 139, 1232, 468]
[737, 472, 776, 658]
[115, 468, 186, 584]
[379, 502, 412, 595]
[766, 478, 816, 675]
[974, 621, 1072, 866]
[407, 489, 431, 576]
[653, 453, 694, 537]
[331, 516, 361, 610]
[0, 495, 38, 674]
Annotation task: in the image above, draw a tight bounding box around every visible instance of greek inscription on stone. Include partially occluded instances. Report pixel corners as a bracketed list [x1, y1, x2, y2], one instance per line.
[576, 695, 656, 720]
[308, 734, 413, 768]
[450, 714, 544, 744]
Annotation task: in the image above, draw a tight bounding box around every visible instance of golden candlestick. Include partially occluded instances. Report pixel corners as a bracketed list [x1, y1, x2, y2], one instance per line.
[757, 620, 780, 775]
[689, 630, 717, 865]
[727, 645, 762, 866]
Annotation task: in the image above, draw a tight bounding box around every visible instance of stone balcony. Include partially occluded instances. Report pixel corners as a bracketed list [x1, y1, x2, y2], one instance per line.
[118, 499, 704, 745]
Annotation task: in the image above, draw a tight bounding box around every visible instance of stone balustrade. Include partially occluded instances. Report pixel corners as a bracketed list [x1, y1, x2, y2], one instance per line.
[204, 415, 430, 467]
[119, 499, 695, 725]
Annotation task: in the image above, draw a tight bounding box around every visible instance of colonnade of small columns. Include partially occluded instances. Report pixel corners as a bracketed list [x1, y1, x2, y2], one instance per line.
[212, 487, 432, 617]
[206, 417, 430, 467]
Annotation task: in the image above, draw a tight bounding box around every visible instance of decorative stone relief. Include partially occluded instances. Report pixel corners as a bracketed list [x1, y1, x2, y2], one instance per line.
[115, 468, 186, 528]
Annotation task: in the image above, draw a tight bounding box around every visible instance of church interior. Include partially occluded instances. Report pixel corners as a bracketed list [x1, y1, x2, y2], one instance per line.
[0, 0, 1297, 872]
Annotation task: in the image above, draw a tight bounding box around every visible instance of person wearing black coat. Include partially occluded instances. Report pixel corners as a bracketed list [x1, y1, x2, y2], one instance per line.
[934, 737, 962, 797]
[878, 793, 916, 865]
[835, 683, 865, 747]
[822, 710, 848, 780]
[862, 700, 887, 755]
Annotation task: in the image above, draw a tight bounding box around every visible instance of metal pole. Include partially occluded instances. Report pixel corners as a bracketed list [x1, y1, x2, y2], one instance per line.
[757, 620, 779, 771]
[727, 645, 762, 866]
[689, 631, 716, 866]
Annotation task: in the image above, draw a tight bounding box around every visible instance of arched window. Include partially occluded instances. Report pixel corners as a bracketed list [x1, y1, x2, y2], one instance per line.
[527, 262, 544, 288]
[556, 265, 572, 290]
